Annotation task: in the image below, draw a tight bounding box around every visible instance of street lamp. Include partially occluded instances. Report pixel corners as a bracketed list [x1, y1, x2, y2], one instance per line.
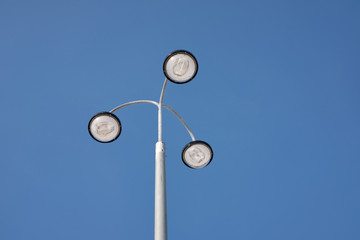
[88, 50, 213, 240]
[182, 140, 213, 169]
[88, 112, 122, 143]
[163, 50, 198, 84]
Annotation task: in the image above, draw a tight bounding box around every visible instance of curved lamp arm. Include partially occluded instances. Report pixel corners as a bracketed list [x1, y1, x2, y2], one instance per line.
[163, 105, 195, 141]
[159, 78, 168, 106]
[109, 100, 195, 141]
[110, 100, 159, 112]
[158, 78, 168, 141]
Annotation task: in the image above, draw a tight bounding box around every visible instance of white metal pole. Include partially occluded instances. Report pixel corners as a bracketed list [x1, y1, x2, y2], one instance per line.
[155, 78, 168, 240]
[155, 141, 167, 240]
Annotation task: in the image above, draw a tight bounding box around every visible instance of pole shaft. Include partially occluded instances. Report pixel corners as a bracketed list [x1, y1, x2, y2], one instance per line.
[155, 141, 167, 240]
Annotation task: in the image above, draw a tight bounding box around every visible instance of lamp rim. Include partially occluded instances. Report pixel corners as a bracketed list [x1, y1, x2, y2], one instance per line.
[88, 112, 122, 143]
[182, 140, 213, 169]
[163, 49, 198, 84]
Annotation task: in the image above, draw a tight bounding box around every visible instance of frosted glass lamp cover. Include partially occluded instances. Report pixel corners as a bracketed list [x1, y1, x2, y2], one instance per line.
[163, 50, 198, 84]
[88, 112, 122, 143]
[182, 141, 213, 169]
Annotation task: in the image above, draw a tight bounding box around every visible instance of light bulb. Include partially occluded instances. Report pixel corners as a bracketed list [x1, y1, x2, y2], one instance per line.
[163, 50, 198, 84]
[173, 57, 190, 76]
[88, 112, 122, 143]
[182, 141, 213, 169]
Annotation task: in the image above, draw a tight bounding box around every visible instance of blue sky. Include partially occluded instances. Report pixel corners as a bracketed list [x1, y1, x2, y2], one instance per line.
[1, 0, 360, 239]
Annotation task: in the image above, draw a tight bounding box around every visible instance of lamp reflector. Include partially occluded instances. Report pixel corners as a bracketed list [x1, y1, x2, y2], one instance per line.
[182, 141, 213, 169]
[88, 112, 121, 143]
[163, 50, 198, 84]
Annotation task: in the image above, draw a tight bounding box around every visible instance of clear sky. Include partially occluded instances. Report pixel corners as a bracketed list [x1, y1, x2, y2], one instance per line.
[1, 0, 360, 239]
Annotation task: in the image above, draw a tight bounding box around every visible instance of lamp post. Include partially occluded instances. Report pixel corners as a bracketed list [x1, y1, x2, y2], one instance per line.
[88, 50, 213, 240]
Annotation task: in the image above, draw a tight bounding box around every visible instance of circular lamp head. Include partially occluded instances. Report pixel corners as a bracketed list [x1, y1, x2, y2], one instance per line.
[163, 50, 198, 84]
[88, 112, 122, 143]
[182, 140, 213, 169]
